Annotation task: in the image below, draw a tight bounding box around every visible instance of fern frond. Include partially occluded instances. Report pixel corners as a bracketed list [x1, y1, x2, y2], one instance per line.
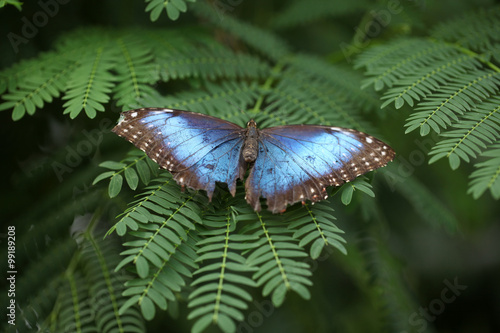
[468, 143, 500, 199]
[431, 6, 500, 52]
[356, 38, 457, 91]
[379, 53, 481, 109]
[192, 1, 290, 61]
[145, 0, 196, 21]
[73, 234, 145, 333]
[94, 150, 159, 198]
[119, 237, 199, 320]
[405, 70, 500, 135]
[150, 36, 270, 81]
[428, 95, 500, 169]
[290, 55, 382, 113]
[340, 177, 375, 205]
[111, 174, 206, 319]
[154, 80, 259, 124]
[241, 212, 312, 307]
[188, 204, 259, 333]
[287, 202, 346, 259]
[55, 272, 97, 333]
[0, 52, 76, 120]
[62, 46, 117, 119]
[114, 34, 160, 110]
[1, 27, 266, 120]
[259, 57, 376, 133]
[109, 173, 203, 237]
[357, 6, 500, 199]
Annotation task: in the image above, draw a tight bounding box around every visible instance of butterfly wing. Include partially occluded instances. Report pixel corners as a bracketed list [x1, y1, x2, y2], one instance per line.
[246, 125, 395, 213]
[112, 108, 246, 198]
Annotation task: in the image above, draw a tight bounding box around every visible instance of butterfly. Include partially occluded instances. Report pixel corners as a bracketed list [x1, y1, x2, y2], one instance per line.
[112, 108, 395, 213]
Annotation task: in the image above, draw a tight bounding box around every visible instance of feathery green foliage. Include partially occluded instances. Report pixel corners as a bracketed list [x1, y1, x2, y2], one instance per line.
[188, 200, 258, 333]
[356, 6, 500, 200]
[468, 142, 500, 199]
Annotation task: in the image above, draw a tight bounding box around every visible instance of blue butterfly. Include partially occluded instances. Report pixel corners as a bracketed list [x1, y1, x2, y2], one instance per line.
[112, 108, 395, 213]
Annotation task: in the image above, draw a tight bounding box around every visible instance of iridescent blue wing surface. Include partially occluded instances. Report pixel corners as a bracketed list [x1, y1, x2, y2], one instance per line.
[245, 125, 395, 213]
[112, 108, 247, 199]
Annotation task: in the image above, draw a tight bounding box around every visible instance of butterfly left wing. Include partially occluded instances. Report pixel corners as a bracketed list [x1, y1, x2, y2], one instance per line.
[245, 125, 395, 213]
[112, 108, 247, 198]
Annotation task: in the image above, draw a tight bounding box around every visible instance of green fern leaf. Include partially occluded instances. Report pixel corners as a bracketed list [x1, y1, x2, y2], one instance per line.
[287, 202, 346, 259]
[62, 47, 116, 119]
[379, 54, 481, 109]
[242, 212, 312, 307]
[428, 95, 500, 169]
[431, 6, 500, 51]
[192, 1, 290, 61]
[114, 35, 160, 109]
[150, 36, 270, 81]
[188, 204, 258, 333]
[94, 150, 159, 197]
[357, 39, 457, 91]
[405, 71, 500, 135]
[357, 6, 500, 198]
[340, 177, 375, 205]
[468, 143, 500, 199]
[0, 53, 76, 120]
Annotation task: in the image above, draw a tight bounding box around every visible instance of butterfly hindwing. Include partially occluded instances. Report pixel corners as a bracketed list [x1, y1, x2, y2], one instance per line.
[245, 125, 395, 213]
[112, 108, 247, 198]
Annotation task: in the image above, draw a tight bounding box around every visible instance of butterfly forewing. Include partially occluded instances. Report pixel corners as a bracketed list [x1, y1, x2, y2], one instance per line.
[112, 108, 247, 198]
[245, 125, 395, 213]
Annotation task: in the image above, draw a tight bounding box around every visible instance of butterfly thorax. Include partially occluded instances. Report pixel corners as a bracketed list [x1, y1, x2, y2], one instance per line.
[242, 120, 259, 163]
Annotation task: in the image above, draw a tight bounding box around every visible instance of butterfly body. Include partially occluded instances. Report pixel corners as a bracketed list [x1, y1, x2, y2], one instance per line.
[112, 108, 395, 213]
[242, 120, 259, 163]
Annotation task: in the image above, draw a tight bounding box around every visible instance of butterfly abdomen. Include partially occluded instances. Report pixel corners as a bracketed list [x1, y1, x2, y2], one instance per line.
[242, 120, 259, 163]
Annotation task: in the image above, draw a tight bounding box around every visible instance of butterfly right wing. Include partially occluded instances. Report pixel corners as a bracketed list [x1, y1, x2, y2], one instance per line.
[246, 125, 395, 213]
[112, 108, 247, 198]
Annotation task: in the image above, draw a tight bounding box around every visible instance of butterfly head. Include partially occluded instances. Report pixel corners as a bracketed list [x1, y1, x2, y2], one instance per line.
[246, 119, 257, 128]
